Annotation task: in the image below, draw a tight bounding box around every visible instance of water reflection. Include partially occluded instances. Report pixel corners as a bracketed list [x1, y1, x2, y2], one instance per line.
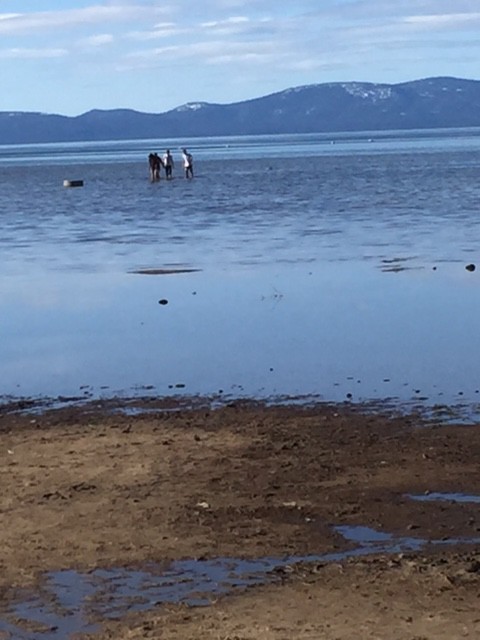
[1, 264, 480, 410]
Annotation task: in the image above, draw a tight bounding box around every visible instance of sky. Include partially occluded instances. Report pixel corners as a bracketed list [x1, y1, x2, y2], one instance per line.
[0, 1, 479, 116]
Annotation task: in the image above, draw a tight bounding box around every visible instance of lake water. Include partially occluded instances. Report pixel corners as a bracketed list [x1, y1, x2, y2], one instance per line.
[2, 129, 480, 412]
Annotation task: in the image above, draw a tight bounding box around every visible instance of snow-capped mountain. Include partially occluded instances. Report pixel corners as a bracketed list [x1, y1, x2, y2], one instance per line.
[1, 77, 479, 143]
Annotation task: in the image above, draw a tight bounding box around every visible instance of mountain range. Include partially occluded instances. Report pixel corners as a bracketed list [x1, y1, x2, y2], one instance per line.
[1, 76, 480, 144]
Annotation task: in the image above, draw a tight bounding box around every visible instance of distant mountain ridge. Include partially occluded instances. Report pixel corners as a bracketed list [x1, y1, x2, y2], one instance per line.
[2, 76, 480, 144]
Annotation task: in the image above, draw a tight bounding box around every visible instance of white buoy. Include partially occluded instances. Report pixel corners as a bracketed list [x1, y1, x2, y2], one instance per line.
[63, 179, 84, 188]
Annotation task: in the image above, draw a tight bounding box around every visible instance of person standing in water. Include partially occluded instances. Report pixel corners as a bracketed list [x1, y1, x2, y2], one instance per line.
[163, 149, 174, 180]
[148, 153, 156, 181]
[148, 152, 162, 181]
[182, 148, 194, 179]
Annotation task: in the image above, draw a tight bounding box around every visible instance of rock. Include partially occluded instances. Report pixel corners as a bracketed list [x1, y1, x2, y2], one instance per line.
[467, 560, 480, 573]
[158, 299, 169, 305]
[465, 264, 476, 272]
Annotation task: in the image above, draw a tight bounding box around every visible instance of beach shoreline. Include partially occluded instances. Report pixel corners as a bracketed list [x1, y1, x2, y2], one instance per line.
[1, 398, 480, 638]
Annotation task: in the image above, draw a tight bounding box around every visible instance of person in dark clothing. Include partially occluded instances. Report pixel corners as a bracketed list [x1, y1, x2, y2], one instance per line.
[148, 152, 163, 181]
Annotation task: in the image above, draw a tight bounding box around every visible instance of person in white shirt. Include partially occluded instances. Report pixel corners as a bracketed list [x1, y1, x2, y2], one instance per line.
[182, 148, 194, 179]
[163, 149, 174, 179]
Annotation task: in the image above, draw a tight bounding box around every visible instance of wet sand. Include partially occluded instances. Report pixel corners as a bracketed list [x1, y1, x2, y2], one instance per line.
[1, 399, 480, 639]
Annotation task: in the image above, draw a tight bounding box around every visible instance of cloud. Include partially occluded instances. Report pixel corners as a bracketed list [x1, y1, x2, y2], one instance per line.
[403, 12, 480, 30]
[0, 47, 67, 59]
[201, 16, 249, 26]
[327, 0, 480, 21]
[79, 34, 115, 47]
[127, 23, 188, 41]
[0, 13, 21, 21]
[0, 5, 169, 35]
[200, 15, 250, 33]
[123, 37, 280, 69]
[99, 0, 480, 84]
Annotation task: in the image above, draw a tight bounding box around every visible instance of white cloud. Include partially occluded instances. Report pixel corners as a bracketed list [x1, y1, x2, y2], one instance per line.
[79, 34, 115, 47]
[201, 16, 249, 28]
[0, 13, 21, 21]
[127, 23, 188, 41]
[0, 47, 67, 59]
[403, 12, 480, 29]
[124, 37, 279, 67]
[0, 5, 169, 35]
[118, 2, 480, 78]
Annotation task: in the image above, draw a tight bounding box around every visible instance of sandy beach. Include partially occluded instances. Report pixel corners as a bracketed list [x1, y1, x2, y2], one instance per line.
[1, 398, 479, 638]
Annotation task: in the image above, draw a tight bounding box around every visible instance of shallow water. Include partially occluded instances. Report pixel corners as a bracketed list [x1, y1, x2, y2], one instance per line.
[2, 139, 480, 274]
[409, 493, 480, 504]
[2, 524, 479, 639]
[1, 130, 480, 408]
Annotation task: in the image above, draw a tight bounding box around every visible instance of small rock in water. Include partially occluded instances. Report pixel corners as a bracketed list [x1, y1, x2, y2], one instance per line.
[465, 264, 476, 272]
[158, 299, 169, 305]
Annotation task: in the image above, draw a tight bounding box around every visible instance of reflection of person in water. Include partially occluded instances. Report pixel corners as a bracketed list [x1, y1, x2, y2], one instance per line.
[163, 149, 174, 179]
[148, 152, 162, 181]
[182, 148, 194, 179]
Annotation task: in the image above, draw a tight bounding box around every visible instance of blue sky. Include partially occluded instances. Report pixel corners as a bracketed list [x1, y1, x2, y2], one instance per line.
[1, 1, 479, 115]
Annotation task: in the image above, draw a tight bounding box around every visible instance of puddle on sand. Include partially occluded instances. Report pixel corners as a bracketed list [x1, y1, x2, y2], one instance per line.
[409, 492, 480, 504]
[2, 526, 480, 639]
[334, 525, 394, 545]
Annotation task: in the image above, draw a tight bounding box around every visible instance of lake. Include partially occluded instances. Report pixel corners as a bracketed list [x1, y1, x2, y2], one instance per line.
[1, 129, 480, 413]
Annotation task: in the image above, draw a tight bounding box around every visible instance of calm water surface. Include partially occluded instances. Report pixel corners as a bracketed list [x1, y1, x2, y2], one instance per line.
[1, 130, 480, 409]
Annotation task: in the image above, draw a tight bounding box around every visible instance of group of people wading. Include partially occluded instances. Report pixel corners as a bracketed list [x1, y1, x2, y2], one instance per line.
[148, 148, 193, 182]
